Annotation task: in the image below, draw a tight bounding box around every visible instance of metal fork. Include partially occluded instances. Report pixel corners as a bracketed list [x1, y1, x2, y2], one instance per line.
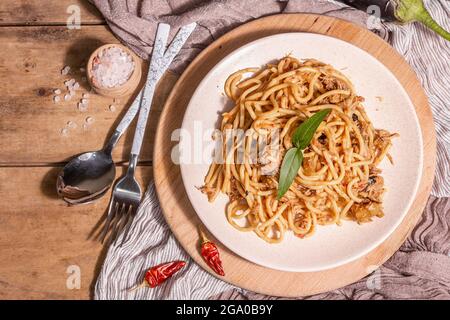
[100, 22, 196, 245]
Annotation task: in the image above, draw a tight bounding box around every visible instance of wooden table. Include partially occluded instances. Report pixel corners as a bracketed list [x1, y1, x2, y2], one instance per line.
[0, 0, 177, 299]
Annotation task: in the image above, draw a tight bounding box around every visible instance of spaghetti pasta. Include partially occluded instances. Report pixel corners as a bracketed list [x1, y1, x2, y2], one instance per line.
[201, 56, 398, 244]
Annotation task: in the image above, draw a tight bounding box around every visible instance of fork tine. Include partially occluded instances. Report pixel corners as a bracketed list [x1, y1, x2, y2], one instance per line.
[100, 200, 118, 243]
[113, 205, 132, 246]
[118, 206, 136, 247]
[104, 202, 122, 245]
[107, 203, 126, 245]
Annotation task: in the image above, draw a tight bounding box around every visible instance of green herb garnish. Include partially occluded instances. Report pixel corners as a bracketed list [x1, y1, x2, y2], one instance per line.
[277, 148, 304, 200]
[277, 109, 331, 199]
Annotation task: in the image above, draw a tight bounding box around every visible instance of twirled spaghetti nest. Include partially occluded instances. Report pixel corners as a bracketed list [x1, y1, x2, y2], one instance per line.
[201, 56, 397, 244]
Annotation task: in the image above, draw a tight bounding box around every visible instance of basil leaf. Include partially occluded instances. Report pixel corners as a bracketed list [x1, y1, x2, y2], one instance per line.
[292, 109, 331, 149]
[277, 147, 303, 199]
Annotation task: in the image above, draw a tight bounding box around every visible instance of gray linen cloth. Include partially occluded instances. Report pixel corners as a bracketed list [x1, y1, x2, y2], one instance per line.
[93, 0, 450, 299]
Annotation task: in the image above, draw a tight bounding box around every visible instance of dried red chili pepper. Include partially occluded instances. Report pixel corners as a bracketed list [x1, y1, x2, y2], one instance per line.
[199, 228, 225, 276]
[129, 260, 186, 291]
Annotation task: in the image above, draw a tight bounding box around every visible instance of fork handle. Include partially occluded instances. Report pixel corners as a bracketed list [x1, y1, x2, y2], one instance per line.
[127, 153, 139, 176]
[130, 67, 161, 157]
[130, 23, 170, 157]
[130, 22, 196, 157]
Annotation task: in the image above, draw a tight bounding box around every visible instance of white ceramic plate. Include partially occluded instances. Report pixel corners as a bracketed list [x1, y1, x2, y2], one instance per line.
[179, 33, 423, 272]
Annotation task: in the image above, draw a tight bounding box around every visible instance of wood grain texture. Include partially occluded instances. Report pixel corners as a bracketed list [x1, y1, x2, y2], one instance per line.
[0, 0, 103, 26]
[0, 25, 178, 165]
[0, 0, 165, 300]
[153, 14, 436, 297]
[0, 166, 152, 299]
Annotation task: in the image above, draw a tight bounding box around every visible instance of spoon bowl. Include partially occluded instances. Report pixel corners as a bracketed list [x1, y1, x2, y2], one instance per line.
[57, 150, 115, 205]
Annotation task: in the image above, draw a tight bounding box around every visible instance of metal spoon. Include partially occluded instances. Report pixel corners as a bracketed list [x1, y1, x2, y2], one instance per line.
[56, 92, 142, 205]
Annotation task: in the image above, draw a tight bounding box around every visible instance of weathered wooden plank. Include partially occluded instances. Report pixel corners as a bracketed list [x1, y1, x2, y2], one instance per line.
[0, 165, 152, 299]
[0, 25, 178, 165]
[0, 0, 103, 26]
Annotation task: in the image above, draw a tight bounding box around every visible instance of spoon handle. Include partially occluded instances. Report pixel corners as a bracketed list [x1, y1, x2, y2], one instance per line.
[116, 91, 142, 134]
[103, 90, 142, 153]
[130, 22, 196, 158]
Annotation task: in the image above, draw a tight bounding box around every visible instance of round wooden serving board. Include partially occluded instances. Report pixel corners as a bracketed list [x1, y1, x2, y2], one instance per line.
[153, 14, 436, 297]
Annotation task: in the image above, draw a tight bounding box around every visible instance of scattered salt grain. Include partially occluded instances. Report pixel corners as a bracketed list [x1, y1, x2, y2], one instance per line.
[80, 67, 86, 72]
[109, 105, 116, 112]
[69, 90, 75, 97]
[54, 89, 61, 95]
[60, 128, 68, 136]
[67, 120, 77, 129]
[81, 98, 88, 105]
[91, 46, 135, 88]
[82, 93, 90, 99]
[78, 102, 87, 112]
[53, 96, 61, 103]
[64, 94, 71, 101]
[73, 82, 80, 90]
[65, 79, 76, 90]
[82, 123, 89, 131]
[85, 116, 94, 124]
[61, 66, 70, 76]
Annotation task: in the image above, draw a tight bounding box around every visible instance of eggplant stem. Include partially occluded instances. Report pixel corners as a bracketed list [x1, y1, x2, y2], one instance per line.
[416, 7, 450, 41]
[397, 0, 450, 42]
